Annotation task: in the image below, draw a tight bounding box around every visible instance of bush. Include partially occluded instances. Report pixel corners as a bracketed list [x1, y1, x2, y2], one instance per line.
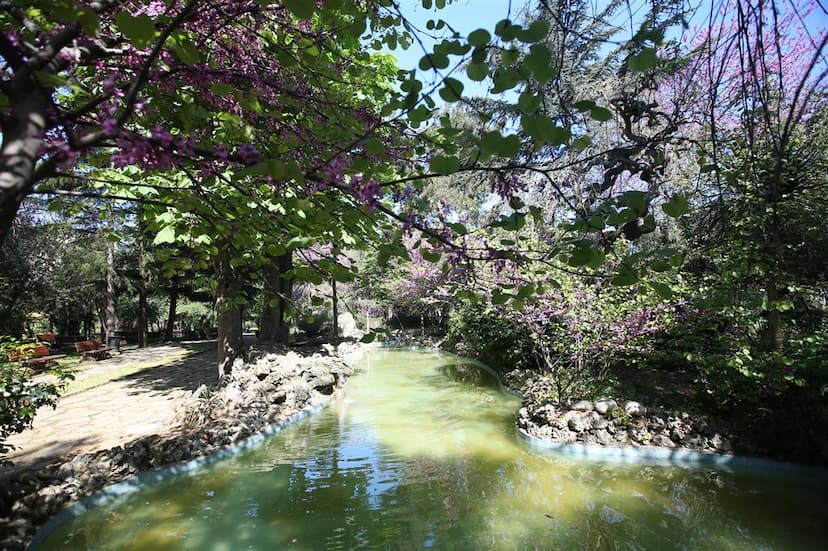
[445, 303, 535, 373]
[0, 336, 73, 465]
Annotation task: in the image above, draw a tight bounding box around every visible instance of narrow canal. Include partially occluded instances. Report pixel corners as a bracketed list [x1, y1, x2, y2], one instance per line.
[38, 349, 827, 550]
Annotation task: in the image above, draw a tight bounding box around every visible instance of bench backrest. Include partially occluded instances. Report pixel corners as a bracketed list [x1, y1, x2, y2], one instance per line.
[6, 345, 49, 362]
[36, 333, 56, 344]
[74, 340, 105, 352]
[74, 340, 94, 352]
[32, 345, 50, 357]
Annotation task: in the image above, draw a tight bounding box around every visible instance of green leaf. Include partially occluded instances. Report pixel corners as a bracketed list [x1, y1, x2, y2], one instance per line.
[628, 47, 658, 72]
[491, 291, 510, 305]
[172, 38, 201, 65]
[519, 20, 549, 43]
[419, 53, 449, 70]
[468, 29, 491, 47]
[364, 138, 385, 155]
[540, 119, 570, 146]
[500, 134, 521, 157]
[420, 248, 441, 263]
[480, 132, 521, 157]
[662, 194, 690, 217]
[283, 0, 314, 19]
[572, 135, 591, 151]
[439, 78, 464, 102]
[153, 225, 176, 245]
[501, 48, 519, 65]
[523, 44, 554, 83]
[611, 266, 638, 286]
[607, 208, 636, 226]
[650, 259, 671, 272]
[517, 92, 541, 114]
[590, 106, 613, 122]
[649, 281, 673, 299]
[115, 12, 156, 50]
[568, 247, 593, 267]
[618, 191, 647, 213]
[467, 62, 488, 81]
[447, 222, 468, 235]
[360, 332, 376, 343]
[430, 155, 460, 175]
[586, 248, 605, 269]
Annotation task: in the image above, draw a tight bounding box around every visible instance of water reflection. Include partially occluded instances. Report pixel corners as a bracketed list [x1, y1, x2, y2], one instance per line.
[39, 350, 827, 550]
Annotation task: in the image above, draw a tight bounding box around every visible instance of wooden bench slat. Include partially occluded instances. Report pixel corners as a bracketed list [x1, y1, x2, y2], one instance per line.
[73, 340, 112, 360]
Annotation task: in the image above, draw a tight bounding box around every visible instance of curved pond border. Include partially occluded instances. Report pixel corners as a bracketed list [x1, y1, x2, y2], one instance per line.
[29, 346, 828, 548]
[29, 401, 330, 550]
[381, 345, 828, 476]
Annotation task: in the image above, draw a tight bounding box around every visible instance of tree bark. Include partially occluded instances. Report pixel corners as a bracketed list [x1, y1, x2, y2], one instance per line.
[764, 206, 785, 352]
[0, 89, 49, 243]
[259, 252, 293, 345]
[137, 279, 148, 348]
[331, 279, 339, 338]
[165, 281, 179, 341]
[105, 240, 119, 349]
[215, 248, 242, 378]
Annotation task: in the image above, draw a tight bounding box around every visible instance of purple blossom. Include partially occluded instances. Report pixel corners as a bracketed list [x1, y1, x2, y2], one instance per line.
[152, 126, 174, 148]
[101, 118, 118, 136]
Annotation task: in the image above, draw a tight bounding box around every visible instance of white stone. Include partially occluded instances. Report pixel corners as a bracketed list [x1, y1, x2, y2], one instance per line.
[570, 400, 593, 412]
[567, 411, 595, 432]
[595, 399, 618, 415]
[623, 400, 645, 417]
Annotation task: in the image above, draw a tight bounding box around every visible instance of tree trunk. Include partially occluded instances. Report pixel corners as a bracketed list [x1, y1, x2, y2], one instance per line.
[0, 89, 49, 244]
[259, 252, 293, 345]
[105, 240, 119, 349]
[215, 248, 242, 378]
[331, 279, 339, 338]
[165, 282, 179, 341]
[764, 207, 785, 352]
[137, 280, 148, 348]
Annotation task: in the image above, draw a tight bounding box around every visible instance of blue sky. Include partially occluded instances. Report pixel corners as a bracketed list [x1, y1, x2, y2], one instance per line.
[385, 0, 828, 102]
[388, 0, 531, 98]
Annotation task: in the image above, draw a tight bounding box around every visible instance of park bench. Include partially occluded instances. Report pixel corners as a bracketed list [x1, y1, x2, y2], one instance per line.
[6, 345, 67, 370]
[36, 332, 56, 345]
[74, 339, 113, 360]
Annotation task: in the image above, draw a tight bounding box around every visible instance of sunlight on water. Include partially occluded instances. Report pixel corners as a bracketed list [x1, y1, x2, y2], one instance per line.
[38, 349, 828, 550]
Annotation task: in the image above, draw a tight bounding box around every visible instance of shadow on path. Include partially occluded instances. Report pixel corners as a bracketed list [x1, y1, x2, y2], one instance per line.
[116, 346, 218, 396]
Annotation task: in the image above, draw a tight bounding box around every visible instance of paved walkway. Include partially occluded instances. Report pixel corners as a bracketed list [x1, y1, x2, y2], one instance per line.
[4, 343, 219, 469]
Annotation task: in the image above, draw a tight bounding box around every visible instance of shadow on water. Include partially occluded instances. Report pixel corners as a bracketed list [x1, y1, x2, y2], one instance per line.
[35, 349, 828, 550]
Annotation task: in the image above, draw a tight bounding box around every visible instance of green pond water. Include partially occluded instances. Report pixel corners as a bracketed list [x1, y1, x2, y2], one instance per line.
[38, 349, 827, 550]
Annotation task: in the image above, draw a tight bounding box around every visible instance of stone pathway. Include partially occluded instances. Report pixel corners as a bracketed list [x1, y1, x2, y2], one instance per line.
[5, 343, 219, 469]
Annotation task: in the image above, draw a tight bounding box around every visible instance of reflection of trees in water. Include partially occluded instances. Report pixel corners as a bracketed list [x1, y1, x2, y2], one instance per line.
[437, 362, 498, 388]
[42, 352, 828, 550]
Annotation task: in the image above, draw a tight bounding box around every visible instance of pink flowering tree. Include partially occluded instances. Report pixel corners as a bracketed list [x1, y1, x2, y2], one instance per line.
[676, 0, 828, 352]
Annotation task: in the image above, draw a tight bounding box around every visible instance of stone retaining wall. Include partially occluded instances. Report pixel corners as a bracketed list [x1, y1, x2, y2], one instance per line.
[507, 370, 737, 456]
